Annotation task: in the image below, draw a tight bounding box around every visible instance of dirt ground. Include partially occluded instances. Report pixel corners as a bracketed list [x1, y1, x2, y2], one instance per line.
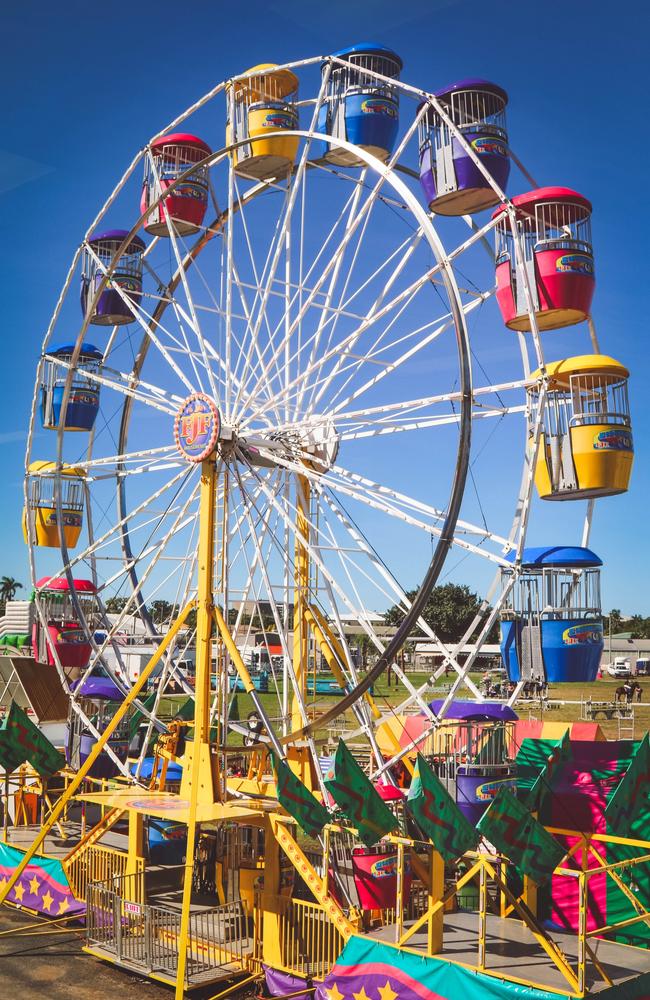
[0, 906, 172, 999]
[0, 906, 256, 1000]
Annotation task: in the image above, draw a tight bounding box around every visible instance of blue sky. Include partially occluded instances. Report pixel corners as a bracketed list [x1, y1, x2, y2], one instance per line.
[1, 0, 648, 615]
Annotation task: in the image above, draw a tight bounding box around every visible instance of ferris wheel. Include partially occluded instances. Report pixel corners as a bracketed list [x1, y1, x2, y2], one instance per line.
[23, 46, 634, 784]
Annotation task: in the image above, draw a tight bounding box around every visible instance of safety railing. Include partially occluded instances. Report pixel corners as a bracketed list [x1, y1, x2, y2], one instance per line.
[86, 871, 250, 987]
[66, 843, 134, 901]
[275, 896, 345, 979]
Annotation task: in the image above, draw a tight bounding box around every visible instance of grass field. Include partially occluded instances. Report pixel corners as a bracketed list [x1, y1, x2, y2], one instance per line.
[223, 672, 649, 744]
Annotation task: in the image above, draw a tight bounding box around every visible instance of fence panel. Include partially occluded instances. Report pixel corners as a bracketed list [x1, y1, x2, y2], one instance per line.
[86, 875, 249, 986]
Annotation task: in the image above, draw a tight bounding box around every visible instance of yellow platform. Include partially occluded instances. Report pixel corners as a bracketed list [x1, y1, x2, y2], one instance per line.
[77, 788, 263, 824]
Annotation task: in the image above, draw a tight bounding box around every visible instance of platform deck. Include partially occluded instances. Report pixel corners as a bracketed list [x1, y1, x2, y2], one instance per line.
[4, 821, 127, 859]
[369, 910, 650, 995]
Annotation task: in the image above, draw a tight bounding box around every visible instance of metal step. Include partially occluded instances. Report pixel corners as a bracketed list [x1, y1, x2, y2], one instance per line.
[519, 623, 545, 683]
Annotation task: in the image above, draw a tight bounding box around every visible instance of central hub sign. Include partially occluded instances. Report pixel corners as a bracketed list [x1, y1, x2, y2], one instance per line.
[174, 393, 220, 463]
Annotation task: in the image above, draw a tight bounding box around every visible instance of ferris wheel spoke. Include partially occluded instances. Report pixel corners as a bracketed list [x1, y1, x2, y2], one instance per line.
[148, 151, 220, 402]
[227, 485, 284, 592]
[238, 110, 426, 420]
[314, 498, 387, 655]
[244, 263, 488, 430]
[242, 286, 451, 428]
[231, 467, 312, 732]
[305, 225, 427, 417]
[55, 466, 194, 578]
[328, 291, 490, 419]
[49, 357, 180, 416]
[231, 179, 363, 421]
[228, 83, 333, 422]
[246, 443, 508, 567]
[241, 298, 463, 430]
[237, 199, 419, 426]
[233, 464, 376, 767]
[238, 455, 379, 636]
[314, 281, 454, 418]
[141, 261, 209, 394]
[226, 473, 284, 618]
[84, 242, 197, 394]
[316, 489, 478, 692]
[86, 477, 201, 674]
[228, 172, 297, 411]
[339, 403, 526, 440]
[229, 260, 286, 424]
[295, 166, 370, 415]
[73, 444, 179, 472]
[305, 500, 392, 741]
[334, 379, 529, 425]
[327, 463, 511, 550]
[312, 209, 501, 416]
[97, 508, 199, 594]
[227, 472, 329, 775]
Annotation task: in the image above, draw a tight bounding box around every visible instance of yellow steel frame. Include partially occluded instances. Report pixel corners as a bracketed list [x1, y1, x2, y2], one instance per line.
[10, 417, 650, 1000]
[0, 598, 195, 909]
[363, 827, 650, 999]
[292, 476, 310, 736]
[175, 455, 218, 997]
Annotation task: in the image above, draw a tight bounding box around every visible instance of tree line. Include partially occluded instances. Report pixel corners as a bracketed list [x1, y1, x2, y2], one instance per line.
[3, 579, 647, 642]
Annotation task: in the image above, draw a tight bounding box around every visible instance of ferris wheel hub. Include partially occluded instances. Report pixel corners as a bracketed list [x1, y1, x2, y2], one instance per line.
[238, 418, 340, 473]
[173, 393, 221, 464]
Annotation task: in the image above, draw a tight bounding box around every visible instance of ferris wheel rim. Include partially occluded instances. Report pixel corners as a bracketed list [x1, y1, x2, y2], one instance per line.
[22, 56, 599, 769]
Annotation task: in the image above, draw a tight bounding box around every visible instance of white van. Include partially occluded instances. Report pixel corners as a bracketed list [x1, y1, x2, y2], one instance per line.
[607, 657, 631, 678]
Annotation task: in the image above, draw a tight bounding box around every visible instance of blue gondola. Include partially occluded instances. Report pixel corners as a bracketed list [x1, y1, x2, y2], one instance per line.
[40, 341, 103, 431]
[500, 546, 604, 684]
[81, 230, 145, 326]
[313, 43, 402, 166]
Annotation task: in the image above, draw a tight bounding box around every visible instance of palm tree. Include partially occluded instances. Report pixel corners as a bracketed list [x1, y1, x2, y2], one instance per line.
[0, 577, 23, 605]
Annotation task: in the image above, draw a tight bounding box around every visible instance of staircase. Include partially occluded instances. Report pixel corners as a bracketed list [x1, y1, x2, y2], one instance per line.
[617, 708, 635, 740]
[519, 622, 545, 682]
[63, 810, 129, 900]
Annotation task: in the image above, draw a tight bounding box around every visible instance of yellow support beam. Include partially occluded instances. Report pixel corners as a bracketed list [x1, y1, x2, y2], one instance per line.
[399, 857, 482, 948]
[270, 814, 356, 941]
[292, 477, 310, 734]
[214, 606, 257, 694]
[0, 599, 195, 910]
[482, 858, 580, 995]
[175, 455, 218, 1000]
[305, 604, 381, 720]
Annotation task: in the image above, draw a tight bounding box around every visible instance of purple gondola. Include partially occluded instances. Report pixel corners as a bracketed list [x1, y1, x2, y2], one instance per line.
[81, 230, 145, 326]
[418, 79, 509, 216]
[66, 674, 130, 779]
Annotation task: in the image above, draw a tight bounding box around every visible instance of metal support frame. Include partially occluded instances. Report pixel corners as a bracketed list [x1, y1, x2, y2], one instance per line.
[0, 600, 195, 908]
[175, 456, 218, 998]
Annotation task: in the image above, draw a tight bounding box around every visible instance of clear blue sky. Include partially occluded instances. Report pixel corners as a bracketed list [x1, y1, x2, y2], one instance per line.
[1, 0, 647, 615]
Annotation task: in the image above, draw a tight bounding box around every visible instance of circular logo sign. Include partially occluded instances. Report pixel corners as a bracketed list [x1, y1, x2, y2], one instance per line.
[174, 393, 220, 463]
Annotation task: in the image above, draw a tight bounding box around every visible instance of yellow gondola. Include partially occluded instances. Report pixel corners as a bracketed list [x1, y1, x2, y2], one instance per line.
[226, 64, 299, 180]
[528, 354, 633, 500]
[22, 461, 86, 548]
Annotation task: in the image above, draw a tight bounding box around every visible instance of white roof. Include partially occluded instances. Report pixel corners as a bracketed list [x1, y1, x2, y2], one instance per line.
[414, 643, 501, 655]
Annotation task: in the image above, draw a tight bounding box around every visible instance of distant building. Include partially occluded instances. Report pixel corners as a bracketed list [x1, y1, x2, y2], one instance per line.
[413, 642, 501, 670]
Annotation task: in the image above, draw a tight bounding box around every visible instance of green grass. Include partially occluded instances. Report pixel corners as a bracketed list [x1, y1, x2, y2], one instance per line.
[159, 673, 649, 746]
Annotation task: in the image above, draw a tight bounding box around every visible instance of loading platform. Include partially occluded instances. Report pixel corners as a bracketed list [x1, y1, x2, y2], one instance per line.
[370, 910, 650, 996]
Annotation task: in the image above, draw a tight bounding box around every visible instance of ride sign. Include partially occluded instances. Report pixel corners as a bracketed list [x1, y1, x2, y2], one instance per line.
[173, 393, 221, 463]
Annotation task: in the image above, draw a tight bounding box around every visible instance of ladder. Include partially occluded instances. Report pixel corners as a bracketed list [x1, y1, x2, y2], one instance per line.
[618, 708, 635, 740]
[519, 622, 545, 682]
